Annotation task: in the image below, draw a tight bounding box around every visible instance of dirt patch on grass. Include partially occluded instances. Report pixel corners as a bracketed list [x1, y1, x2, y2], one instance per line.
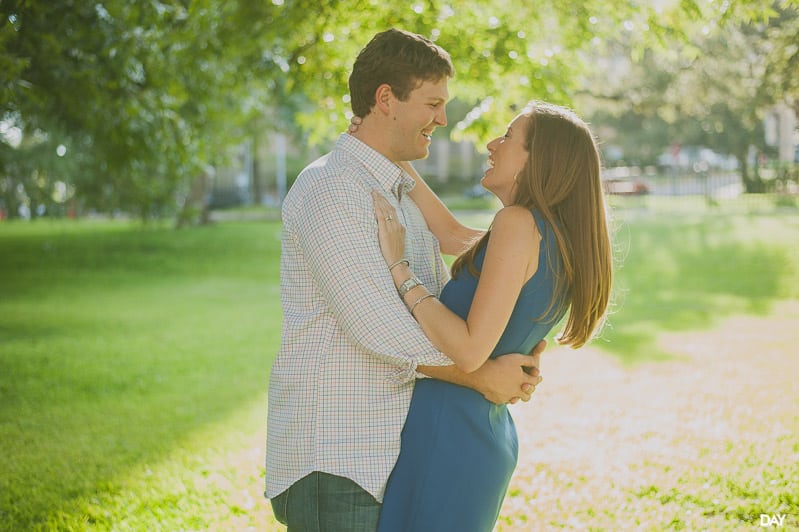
[501, 300, 799, 531]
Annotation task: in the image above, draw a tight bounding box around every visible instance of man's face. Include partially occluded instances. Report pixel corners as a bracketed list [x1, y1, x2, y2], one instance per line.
[387, 77, 449, 162]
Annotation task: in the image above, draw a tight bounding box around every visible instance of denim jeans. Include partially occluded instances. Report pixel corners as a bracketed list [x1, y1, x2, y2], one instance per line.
[270, 471, 381, 531]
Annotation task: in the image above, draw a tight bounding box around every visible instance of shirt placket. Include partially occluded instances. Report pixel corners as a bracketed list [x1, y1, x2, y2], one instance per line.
[395, 182, 420, 283]
[396, 182, 441, 294]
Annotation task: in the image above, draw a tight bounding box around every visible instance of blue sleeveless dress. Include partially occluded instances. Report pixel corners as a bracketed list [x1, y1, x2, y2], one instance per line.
[377, 209, 566, 532]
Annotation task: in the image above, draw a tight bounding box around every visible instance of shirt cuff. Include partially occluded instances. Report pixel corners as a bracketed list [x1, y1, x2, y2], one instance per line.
[388, 363, 419, 384]
[387, 352, 451, 384]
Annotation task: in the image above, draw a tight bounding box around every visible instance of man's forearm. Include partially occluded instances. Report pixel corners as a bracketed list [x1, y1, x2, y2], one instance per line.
[417, 364, 475, 389]
[418, 354, 540, 404]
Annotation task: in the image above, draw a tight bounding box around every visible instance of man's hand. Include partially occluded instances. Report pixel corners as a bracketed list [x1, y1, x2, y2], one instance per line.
[416, 338, 547, 404]
[522, 338, 546, 375]
[477, 339, 546, 404]
[472, 353, 542, 404]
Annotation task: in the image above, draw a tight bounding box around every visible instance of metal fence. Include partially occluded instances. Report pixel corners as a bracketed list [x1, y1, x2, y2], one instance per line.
[602, 166, 799, 214]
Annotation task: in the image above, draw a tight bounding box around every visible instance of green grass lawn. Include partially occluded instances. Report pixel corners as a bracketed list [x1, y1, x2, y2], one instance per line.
[0, 220, 283, 530]
[458, 204, 799, 363]
[1, 207, 798, 530]
[602, 210, 799, 363]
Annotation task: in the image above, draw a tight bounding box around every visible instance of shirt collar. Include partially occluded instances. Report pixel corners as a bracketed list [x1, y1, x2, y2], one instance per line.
[336, 134, 416, 199]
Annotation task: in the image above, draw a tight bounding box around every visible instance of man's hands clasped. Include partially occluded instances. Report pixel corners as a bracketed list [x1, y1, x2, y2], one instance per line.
[473, 339, 545, 405]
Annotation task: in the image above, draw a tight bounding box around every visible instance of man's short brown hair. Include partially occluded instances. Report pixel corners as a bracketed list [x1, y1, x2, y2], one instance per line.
[349, 28, 454, 117]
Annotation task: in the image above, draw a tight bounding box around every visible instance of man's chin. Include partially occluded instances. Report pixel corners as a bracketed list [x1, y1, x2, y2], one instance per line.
[399, 147, 429, 162]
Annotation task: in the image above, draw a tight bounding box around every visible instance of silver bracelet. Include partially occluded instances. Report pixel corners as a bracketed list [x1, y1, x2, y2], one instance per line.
[409, 293, 435, 314]
[389, 259, 410, 272]
[397, 276, 422, 298]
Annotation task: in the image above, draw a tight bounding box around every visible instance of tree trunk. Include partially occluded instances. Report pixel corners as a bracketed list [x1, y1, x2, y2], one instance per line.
[251, 133, 263, 206]
[176, 170, 211, 228]
[0, 179, 20, 220]
[737, 150, 765, 193]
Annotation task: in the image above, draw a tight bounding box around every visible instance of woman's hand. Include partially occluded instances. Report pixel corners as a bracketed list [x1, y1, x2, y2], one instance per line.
[348, 115, 362, 134]
[372, 190, 405, 266]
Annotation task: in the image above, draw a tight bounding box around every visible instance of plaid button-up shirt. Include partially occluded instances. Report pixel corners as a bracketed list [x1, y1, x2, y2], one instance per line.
[265, 134, 451, 502]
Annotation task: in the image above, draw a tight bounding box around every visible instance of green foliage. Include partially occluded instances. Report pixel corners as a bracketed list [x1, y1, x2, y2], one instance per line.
[274, 0, 723, 145]
[1, 1, 274, 219]
[581, 2, 799, 189]
[761, 3, 799, 106]
[0, 0, 789, 219]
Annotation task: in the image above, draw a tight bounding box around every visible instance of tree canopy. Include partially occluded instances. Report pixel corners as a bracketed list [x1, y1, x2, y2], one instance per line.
[0, 0, 793, 219]
[578, 1, 798, 191]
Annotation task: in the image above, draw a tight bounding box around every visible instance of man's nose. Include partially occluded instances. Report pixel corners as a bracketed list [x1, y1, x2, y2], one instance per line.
[435, 106, 447, 127]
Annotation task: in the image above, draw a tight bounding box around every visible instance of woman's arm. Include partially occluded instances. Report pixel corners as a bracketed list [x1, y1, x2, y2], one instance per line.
[348, 115, 483, 255]
[397, 161, 484, 256]
[374, 192, 541, 373]
[419, 351, 543, 404]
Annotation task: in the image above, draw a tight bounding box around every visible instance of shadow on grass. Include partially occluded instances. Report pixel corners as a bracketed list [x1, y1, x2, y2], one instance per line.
[1, 213, 797, 526]
[599, 213, 799, 364]
[0, 221, 281, 529]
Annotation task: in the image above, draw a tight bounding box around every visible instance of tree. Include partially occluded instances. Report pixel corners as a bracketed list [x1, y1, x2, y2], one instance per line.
[0, 0, 783, 219]
[580, 1, 799, 192]
[761, 3, 799, 117]
[1, 0, 274, 220]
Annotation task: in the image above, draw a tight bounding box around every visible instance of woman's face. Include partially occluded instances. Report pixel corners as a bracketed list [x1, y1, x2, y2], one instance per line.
[481, 114, 530, 205]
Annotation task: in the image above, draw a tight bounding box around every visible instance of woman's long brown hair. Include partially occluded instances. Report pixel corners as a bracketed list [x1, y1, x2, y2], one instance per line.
[451, 101, 612, 348]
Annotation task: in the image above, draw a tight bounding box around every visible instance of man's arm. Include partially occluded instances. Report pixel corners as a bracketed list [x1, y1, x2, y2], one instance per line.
[291, 173, 451, 376]
[419, 341, 546, 404]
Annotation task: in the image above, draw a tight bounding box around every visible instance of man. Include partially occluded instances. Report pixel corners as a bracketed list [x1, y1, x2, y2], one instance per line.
[265, 28, 543, 531]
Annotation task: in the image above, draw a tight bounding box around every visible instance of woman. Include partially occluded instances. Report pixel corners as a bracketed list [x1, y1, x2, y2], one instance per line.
[370, 101, 613, 531]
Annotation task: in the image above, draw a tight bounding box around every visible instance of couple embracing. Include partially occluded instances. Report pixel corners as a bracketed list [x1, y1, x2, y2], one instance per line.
[265, 28, 612, 532]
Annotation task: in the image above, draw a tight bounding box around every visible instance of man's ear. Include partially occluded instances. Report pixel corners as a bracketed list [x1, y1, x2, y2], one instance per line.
[374, 84, 394, 116]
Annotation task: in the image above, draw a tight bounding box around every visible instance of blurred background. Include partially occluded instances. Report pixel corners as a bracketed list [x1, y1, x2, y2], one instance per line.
[1, 0, 797, 223]
[1, 2, 798, 531]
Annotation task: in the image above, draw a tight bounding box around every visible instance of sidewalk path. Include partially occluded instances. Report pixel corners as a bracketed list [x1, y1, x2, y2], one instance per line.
[500, 300, 799, 531]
